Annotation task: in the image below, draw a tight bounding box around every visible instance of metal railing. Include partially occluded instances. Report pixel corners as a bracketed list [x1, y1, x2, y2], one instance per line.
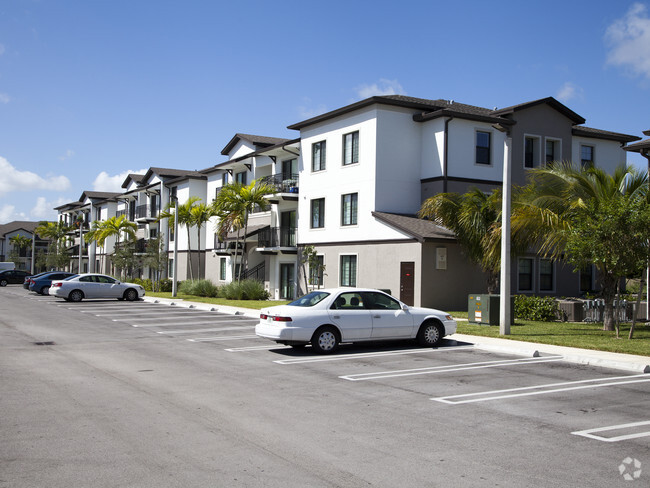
[135, 204, 158, 219]
[257, 227, 296, 248]
[244, 262, 265, 281]
[582, 299, 631, 322]
[258, 173, 299, 194]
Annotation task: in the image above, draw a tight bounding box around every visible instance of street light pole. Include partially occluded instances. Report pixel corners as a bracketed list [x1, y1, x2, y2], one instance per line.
[499, 130, 512, 335]
[172, 197, 179, 298]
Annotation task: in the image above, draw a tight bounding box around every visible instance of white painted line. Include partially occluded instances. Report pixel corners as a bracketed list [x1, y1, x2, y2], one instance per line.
[131, 319, 258, 327]
[340, 356, 565, 381]
[432, 374, 650, 404]
[225, 345, 287, 352]
[157, 326, 255, 334]
[572, 420, 650, 442]
[274, 345, 476, 365]
[187, 335, 258, 342]
[112, 313, 221, 322]
[107, 311, 220, 318]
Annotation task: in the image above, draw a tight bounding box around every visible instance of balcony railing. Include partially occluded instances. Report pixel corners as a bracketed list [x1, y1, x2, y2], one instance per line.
[258, 227, 296, 248]
[135, 204, 158, 220]
[258, 173, 299, 194]
[116, 209, 127, 218]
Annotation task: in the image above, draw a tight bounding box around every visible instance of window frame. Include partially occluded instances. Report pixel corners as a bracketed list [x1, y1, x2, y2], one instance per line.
[340, 254, 358, 287]
[538, 258, 555, 292]
[475, 130, 492, 165]
[518, 257, 534, 292]
[312, 141, 327, 172]
[342, 131, 359, 166]
[235, 171, 247, 185]
[524, 134, 541, 169]
[341, 192, 358, 226]
[310, 198, 325, 229]
[545, 137, 561, 165]
[219, 257, 227, 281]
[580, 144, 594, 169]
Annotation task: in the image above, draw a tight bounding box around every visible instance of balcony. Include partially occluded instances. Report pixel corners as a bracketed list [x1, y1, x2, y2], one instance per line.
[135, 204, 158, 221]
[259, 173, 299, 198]
[116, 209, 127, 218]
[257, 227, 297, 253]
[213, 235, 243, 255]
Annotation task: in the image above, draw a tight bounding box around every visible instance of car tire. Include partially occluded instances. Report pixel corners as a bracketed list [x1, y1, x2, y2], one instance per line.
[311, 326, 340, 354]
[69, 290, 84, 302]
[417, 321, 443, 347]
[40, 286, 50, 295]
[0, 279, 7, 287]
[124, 289, 138, 301]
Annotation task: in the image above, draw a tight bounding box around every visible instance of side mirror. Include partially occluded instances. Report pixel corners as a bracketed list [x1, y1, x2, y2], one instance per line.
[402, 304, 409, 311]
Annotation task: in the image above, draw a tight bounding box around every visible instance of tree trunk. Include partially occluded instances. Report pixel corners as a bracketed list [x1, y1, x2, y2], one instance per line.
[186, 227, 193, 281]
[487, 271, 498, 295]
[601, 272, 617, 331]
[629, 275, 645, 340]
[197, 227, 201, 280]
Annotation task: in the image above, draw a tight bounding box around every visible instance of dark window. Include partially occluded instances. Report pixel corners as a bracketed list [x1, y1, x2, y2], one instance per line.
[581, 145, 594, 169]
[312, 141, 326, 171]
[311, 198, 325, 228]
[343, 131, 359, 166]
[341, 193, 358, 226]
[539, 259, 554, 291]
[546, 140, 558, 164]
[580, 266, 594, 292]
[518, 258, 533, 291]
[476, 131, 491, 165]
[222, 173, 228, 185]
[362, 292, 401, 310]
[220, 258, 227, 280]
[525, 137, 535, 168]
[236, 171, 247, 185]
[340, 255, 357, 287]
[282, 158, 298, 180]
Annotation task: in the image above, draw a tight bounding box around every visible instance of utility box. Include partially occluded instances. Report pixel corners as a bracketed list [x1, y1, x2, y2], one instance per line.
[468, 294, 514, 325]
[557, 299, 584, 322]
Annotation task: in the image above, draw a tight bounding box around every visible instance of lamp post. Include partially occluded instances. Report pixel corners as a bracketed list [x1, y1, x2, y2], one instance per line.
[172, 196, 179, 298]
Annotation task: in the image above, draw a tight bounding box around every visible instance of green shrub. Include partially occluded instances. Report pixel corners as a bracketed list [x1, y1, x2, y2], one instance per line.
[159, 278, 180, 293]
[179, 279, 219, 297]
[219, 279, 269, 300]
[514, 295, 559, 322]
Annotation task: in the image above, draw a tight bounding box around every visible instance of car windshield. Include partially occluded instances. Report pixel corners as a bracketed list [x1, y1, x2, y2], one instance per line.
[288, 291, 330, 307]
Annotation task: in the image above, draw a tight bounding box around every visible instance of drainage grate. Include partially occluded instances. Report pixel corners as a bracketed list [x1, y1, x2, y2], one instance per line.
[33, 341, 55, 346]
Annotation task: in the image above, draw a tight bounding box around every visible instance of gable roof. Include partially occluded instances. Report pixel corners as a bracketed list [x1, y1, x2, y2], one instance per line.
[221, 133, 292, 156]
[138, 167, 205, 186]
[625, 137, 650, 154]
[79, 191, 123, 202]
[491, 97, 586, 125]
[0, 220, 42, 237]
[121, 173, 147, 189]
[372, 212, 455, 243]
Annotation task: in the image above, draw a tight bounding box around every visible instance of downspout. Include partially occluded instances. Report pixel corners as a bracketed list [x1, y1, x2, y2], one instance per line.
[443, 117, 454, 194]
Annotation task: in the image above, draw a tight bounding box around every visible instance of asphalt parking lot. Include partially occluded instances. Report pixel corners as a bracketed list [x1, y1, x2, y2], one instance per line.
[3, 286, 649, 487]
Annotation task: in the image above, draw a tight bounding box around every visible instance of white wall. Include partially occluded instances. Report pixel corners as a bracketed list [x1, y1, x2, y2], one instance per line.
[447, 118, 506, 181]
[571, 137, 628, 173]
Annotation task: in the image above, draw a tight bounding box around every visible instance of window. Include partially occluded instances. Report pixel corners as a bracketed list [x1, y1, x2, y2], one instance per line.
[220, 257, 227, 280]
[476, 131, 491, 165]
[340, 255, 357, 287]
[311, 198, 325, 228]
[222, 173, 228, 185]
[282, 158, 298, 180]
[312, 141, 326, 171]
[169, 186, 177, 204]
[362, 292, 401, 310]
[343, 131, 359, 166]
[524, 136, 540, 169]
[341, 193, 358, 226]
[149, 228, 158, 239]
[168, 259, 174, 278]
[331, 292, 365, 309]
[309, 255, 324, 287]
[539, 259, 554, 291]
[545, 139, 560, 164]
[581, 145, 594, 168]
[580, 266, 594, 293]
[518, 258, 533, 291]
[235, 171, 247, 185]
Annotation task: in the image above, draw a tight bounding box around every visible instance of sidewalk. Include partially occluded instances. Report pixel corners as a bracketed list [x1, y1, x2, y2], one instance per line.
[143, 296, 650, 374]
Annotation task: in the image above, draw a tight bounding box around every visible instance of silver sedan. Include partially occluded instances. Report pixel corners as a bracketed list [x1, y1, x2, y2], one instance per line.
[49, 273, 145, 302]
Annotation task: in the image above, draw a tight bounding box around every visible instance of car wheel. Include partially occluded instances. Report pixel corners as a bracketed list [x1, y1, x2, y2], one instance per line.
[69, 290, 84, 302]
[311, 326, 339, 354]
[417, 321, 443, 347]
[0, 279, 7, 287]
[124, 289, 138, 301]
[39, 286, 50, 295]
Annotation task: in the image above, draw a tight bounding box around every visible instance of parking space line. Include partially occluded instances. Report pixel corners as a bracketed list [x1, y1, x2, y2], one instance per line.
[340, 356, 565, 381]
[274, 345, 476, 364]
[187, 335, 258, 342]
[432, 374, 650, 404]
[131, 319, 258, 327]
[571, 421, 650, 442]
[112, 314, 221, 322]
[157, 326, 255, 334]
[225, 345, 288, 352]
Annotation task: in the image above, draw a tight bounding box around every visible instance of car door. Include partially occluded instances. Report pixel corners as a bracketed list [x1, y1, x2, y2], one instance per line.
[96, 276, 122, 298]
[363, 292, 415, 339]
[77, 276, 98, 297]
[327, 292, 373, 341]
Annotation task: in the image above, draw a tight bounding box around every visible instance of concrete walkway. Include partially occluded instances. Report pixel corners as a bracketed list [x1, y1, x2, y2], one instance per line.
[143, 296, 650, 374]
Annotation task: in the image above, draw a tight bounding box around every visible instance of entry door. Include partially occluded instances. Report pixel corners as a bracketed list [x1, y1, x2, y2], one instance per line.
[280, 263, 295, 300]
[280, 211, 296, 247]
[400, 262, 415, 306]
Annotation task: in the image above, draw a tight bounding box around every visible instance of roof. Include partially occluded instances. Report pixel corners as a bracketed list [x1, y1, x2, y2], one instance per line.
[492, 97, 586, 125]
[53, 201, 84, 211]
[572, 126, 641, 143]
[0, 220, 43, 236]
[221, 133, 292, 156]
[624, 138, 650, 154]
[79, 191, 123, 202]
[120, 173, 147, 189]
[205, 137, 301, 173]
[139, 167, 205, 186]
[372, 212, 456, 243]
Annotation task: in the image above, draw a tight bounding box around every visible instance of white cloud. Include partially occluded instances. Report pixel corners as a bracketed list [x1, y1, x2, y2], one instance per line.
[30, 196, 69, 220]
[605, 3, 650, 80]
[556, 82, 584, 102]
[0, 204, 16, 223]
[297, 97, 328, 120]
[355, 79, 406, 99]
[0, 93, 10, 104]
[92, 169, 147, 192]
[58, 149, 75, 161]
[0, 156, 71, 196]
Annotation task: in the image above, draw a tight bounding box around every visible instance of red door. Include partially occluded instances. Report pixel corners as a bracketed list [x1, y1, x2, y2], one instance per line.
[400, 262, 415, 306]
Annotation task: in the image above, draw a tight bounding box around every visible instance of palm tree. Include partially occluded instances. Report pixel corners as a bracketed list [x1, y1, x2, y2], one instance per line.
[212, 183, 246, 281]
[512, 162, 649, 331]
[419, 187, 529, 293]
[159, 196, 201, 280]
[35, 221, 70, 270]
[9, 234, 32, 268]
[189, 202, 216, 279]
[85, 220, 108, 273]
[96, 215, 137, 276]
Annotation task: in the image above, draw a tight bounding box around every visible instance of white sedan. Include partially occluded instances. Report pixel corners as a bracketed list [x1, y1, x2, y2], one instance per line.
[256, 288, 457, 354]
[49, 273, 145, 302]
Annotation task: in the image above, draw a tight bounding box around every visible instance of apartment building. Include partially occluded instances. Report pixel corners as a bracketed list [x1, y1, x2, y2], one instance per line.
[0, 221, 50, 271]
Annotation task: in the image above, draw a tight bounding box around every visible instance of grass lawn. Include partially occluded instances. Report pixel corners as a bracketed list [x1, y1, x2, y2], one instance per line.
[449, 312, 650, 357]
[146, 291, 290, 310]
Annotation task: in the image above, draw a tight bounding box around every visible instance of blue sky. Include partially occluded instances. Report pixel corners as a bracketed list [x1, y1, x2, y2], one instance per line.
[1, 0, 649, 223]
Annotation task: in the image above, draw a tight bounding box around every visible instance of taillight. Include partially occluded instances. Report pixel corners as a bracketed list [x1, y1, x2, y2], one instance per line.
[260, 313, 268, 320]
[52, 282, 62, 287]
[272, 316, 292, 322]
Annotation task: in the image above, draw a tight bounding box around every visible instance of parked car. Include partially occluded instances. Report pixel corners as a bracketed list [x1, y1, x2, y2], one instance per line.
[29, 272, 77, 295]
[0, 269, 32, 286]
[49, 274, 145, 302]
[24, 271, 51, 289]
[256, 288, 457, 354]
